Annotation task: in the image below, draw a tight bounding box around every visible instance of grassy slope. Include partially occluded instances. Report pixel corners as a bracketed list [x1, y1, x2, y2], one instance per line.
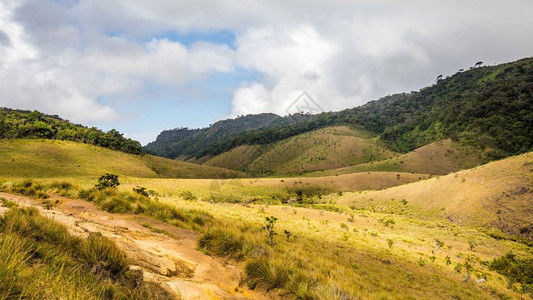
[0, 139, 244, 179]
[0, 200, 170, 299]
[4, 177, 530, 299]
[205, 126, 398, 176]
[309, 139, 489, 176]
[203, 145, 263, 170]
[166, 191, 531, 299]
[339, 151, 533, 240]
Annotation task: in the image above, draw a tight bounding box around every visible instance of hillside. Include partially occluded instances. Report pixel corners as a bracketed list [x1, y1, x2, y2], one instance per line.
[339, 151, 533, 241]
[0, 108, 143, 154]
[150, 57, 533, 165]
[144, 113, 315, 159]
[204, 126, 398, 176]
[0, 139, 244, 179]
[309, 139, 489, 176]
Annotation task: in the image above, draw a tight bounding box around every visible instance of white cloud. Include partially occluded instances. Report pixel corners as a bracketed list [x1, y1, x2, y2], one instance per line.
[0, 0, 532, 135]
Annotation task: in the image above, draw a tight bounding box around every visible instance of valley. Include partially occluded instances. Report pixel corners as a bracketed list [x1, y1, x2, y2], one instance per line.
[0, 56, 532, 299]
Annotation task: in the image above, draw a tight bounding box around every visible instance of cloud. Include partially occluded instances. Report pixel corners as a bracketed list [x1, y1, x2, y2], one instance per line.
[0, 0, 532, 134]
[0, 0, 236, 124]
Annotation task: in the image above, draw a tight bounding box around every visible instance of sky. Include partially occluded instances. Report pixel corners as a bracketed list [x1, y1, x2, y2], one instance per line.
[0, 0, 532, 145]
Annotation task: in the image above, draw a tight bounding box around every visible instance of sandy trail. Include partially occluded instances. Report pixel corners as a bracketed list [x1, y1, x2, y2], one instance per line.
[0, 192, 265, 300]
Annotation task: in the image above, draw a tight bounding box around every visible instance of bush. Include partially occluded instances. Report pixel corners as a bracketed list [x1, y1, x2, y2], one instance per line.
[133, 186, 149, 197]
[95, 173, 120, 190]
[79, 187, 213, 230]
[11, 180, 49, 199]
[490, 252, 533, 291]
[198, 228, 247, 259]
[179, 190, 197, 201]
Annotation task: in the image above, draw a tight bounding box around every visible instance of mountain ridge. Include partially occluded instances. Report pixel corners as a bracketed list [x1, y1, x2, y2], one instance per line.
[145, 57, 533, 175]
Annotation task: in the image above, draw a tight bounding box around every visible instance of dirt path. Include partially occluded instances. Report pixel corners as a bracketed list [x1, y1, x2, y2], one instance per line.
[0, 192, 265, 300]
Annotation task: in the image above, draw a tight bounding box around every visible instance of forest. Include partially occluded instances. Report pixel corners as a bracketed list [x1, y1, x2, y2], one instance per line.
[0, 108, 143, 154]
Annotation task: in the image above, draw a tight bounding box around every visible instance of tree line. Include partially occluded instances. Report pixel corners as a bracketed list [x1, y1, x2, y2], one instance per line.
[0, 108, 143, 154]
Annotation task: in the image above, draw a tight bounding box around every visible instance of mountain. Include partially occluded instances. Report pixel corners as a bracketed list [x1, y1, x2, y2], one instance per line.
[0, 108, 143, 154]
[147, 57, 533, 170]
[204, 126, 398, 176]
[144, 113, 316, 160]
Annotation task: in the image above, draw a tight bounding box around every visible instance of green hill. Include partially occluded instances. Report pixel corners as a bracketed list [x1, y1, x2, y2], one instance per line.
[309, 139, 490, 176]
[0, 108, 143, 154]
[204, 126, 398, 176]
[150, 57, 533, 168]
[144, 113, 315, 159]
[0, 139, 244, 179]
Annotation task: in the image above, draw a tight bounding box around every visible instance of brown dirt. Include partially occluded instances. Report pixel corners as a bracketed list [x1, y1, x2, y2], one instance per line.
[0, 192, 268, 300]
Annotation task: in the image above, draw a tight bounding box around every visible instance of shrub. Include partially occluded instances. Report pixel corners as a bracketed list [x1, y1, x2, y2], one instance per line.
[11, 180, 49, 199]
[198, 228, 247, 260]
[79, 232, 130, 278]
[133, 186, 149, 197]
[263, 216, 278, 246]
[284, 230, 293, 241]
[95, 173, 120, 190]
[490, 252, 533, 291]
[179, 190, 197, 201]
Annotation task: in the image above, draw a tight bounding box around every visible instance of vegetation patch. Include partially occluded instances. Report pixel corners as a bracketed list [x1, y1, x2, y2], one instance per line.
[0, 108, 143, 154]
[0, 202, 172, 299]
[490, 252, 533, 294]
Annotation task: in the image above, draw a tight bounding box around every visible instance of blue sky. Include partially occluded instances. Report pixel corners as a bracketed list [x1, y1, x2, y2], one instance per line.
[1, 0, 532, 144]
[92, 63, 258, 143]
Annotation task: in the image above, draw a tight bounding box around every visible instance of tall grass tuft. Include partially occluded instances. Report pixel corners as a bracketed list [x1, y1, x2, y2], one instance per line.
[78, 187, 214, 230]
[0, 202, 175, 299]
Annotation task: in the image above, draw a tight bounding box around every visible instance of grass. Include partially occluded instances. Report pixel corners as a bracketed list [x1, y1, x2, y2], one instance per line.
[205, 126, 398, 176]
[1, 139, 531, 298]
[0, 199, 173, 299]
[116, 171, 427, 205]
[0, 139, 243, 179]
[308, 139, 490, 176]
[338, 151, 533, 244]
[4, 175, 532, 299]
[193, 206, 527, 299]
[77, 187, 213, 231]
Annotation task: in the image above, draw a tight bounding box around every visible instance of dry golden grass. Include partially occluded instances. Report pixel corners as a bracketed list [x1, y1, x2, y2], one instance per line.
[0, 139, 244, 179]
[115, 171, 427, 203]
[339, 151, 533, 241]
[311, 139, 489, 176]
[204, 126, 398, 175]
[1, 139, 532, 298]
[204, 145, 263, 170]
[163, 194, 530, 299]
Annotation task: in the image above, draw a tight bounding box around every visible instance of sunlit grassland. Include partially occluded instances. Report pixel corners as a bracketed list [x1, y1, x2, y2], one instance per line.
[1, 172, 428, 205]
[205, 126, 399, 176]
[1, 140, 531, 298]
[0, 139, 244, 178]
[306, 139, 490, 177]
[1, 175, 531, 299]
[337, 151, 533, 244]
[0, 198, 172, 299]
[117, 171, 428, 203]
[160, 195, 530, 299]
